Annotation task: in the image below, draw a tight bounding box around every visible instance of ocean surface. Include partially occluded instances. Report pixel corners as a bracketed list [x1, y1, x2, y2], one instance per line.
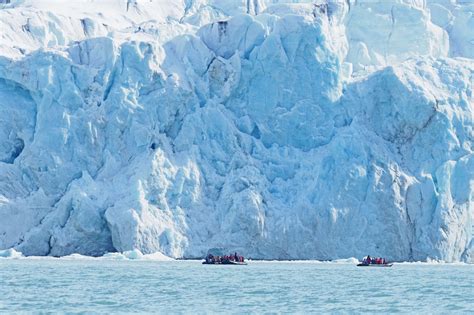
[0, 258, 472, 313]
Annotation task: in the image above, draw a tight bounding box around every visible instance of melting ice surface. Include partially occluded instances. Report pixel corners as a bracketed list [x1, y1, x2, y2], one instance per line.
[0, 258, 473, 313]
[0, 0, 473, 262]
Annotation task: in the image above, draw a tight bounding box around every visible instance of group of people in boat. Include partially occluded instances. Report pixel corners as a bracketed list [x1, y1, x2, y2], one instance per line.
[205, 252, 245, 264]
[362, 255, 387, 265]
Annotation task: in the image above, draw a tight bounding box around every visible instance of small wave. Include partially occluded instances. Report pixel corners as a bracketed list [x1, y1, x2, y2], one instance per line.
[396, 260, 471, 266]
[331, 257, 360, 264]
[247, 257, 360, 264]
[60, 253, 98, 260]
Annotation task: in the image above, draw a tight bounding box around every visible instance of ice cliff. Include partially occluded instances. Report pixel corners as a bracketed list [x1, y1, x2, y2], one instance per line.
[0, 0, 472, 262]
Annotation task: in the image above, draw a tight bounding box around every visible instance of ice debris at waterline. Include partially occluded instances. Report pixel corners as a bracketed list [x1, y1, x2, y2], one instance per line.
[0, 248, 23, 259]
[0, 248, 174, 261]
[0, 0, 472, 262]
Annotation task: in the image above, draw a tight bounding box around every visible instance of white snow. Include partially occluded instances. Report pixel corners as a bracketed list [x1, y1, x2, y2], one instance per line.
[0, 0, 472, 262]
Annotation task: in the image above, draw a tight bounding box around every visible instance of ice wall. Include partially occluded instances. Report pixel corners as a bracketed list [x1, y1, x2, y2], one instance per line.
[0, 0, 472, 262]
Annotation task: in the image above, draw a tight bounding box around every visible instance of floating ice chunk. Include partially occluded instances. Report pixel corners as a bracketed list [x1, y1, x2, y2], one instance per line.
[0, 248, 23, 258]
[101, 249, 174, 261]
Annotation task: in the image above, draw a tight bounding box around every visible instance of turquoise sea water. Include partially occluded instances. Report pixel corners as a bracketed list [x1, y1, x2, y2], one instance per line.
[0, 259, 472, 313]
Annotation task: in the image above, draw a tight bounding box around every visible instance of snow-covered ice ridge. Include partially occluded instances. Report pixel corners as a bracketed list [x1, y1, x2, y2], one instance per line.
[0, 0, 472, 262]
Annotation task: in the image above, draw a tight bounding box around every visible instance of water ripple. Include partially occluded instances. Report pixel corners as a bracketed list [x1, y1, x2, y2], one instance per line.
[0, 260, 472, 313]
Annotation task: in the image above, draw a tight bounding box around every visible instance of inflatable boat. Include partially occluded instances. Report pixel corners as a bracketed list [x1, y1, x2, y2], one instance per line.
[357, 256, 392, 267]
[357, 263, 393, 267]
[202, 248, 247, 265]
[202, 260, 247, 265]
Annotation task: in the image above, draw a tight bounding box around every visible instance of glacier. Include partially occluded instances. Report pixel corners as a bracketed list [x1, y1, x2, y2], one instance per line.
[0, 0, 472, 262]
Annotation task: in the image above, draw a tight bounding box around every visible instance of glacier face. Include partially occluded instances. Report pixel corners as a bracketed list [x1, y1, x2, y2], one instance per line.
[0, 0, 472, 262]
